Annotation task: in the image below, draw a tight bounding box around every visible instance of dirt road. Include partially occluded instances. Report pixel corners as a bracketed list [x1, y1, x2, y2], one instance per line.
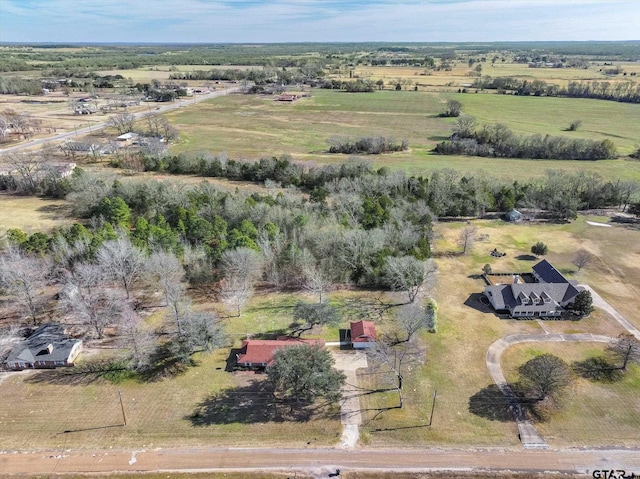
[1, 446, 639, 476]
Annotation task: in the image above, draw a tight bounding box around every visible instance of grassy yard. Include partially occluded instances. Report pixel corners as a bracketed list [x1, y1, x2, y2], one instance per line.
[166, 88, 640, 181]
[0, 289, 391, 450]
[359, 215, 640, 447]
[0, 194, 74, 235]
[501, 343, 640, 447]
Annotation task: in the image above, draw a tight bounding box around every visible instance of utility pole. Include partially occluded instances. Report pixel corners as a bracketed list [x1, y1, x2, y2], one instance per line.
[118, 390, 127, 426]
[428, 390, 437, 426]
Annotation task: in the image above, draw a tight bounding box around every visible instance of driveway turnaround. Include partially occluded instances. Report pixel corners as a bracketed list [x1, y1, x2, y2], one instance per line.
[486, 333, 615, 449]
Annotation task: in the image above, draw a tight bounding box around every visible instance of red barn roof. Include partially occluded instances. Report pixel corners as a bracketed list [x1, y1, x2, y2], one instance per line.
[236, 337, 325, 366]
[350, 320, 376, 343]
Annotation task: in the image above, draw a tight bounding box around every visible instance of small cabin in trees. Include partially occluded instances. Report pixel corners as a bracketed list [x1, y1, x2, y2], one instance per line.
[348, 320, 377, 349]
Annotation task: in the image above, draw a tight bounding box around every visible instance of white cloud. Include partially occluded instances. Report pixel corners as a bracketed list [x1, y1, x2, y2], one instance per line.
[0, 0, 638, 42]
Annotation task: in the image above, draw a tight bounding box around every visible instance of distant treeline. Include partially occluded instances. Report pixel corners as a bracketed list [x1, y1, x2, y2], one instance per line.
[435, 122, 617, 160]
[2, 42, 639, 72]
[473, 77, 640, 103]
[0, 77, 43, 95]
[111, 152, 637, 220]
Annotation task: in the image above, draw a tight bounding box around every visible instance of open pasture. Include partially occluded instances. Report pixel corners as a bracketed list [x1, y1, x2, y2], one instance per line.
[0, 194, 73, 235]
[167, 88, 640, 180]
[352, 61, 640, 91]
[359, 215, 640, 447]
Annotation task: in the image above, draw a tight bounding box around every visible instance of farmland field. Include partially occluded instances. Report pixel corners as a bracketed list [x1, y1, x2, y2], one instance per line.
[166, 88, 640, 180]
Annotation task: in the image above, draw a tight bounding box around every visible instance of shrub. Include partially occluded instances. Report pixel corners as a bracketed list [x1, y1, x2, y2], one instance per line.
[531, 241, 548, 256]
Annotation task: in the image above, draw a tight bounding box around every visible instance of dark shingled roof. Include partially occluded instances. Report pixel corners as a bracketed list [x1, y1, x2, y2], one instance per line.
[532, 259, 568, 284]
[6, 323, 80, 365]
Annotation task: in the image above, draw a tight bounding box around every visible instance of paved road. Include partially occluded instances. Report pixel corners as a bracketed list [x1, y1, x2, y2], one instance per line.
[0, 86, 243, 155]
[486, 333, 616, 449]
[1, 445, 639, 476]
[582, 285, 640, 340]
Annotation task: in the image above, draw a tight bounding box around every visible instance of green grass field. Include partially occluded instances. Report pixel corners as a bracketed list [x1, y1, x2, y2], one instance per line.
[166, 89, 640, 181]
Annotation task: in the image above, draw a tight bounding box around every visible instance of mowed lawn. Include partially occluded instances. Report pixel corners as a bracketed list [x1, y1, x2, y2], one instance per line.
[501, 343, 640, 447]
[0, 290, 387, 450]
[166, 89, 640, 181]
[0, 216, 638, 449]
[359, 215, 640, 447]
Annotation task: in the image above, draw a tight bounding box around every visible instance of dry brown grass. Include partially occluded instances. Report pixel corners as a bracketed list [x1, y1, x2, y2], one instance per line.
[360, 214, 640, 447]
[0, 193, 73, 234]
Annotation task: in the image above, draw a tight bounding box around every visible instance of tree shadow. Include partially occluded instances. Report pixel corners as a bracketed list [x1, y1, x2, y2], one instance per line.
[464, 293, 494, 314]
[468, 384, 515, 422]
[137, 342, 192, 382]
[187, 379, 330, 425]
[515, 254, 537, 261]
[24, 359, 134, 386]
[249, 328, 292, 340]
[573, 357, 624, 382]
[337, 296, 399, 322]
[469, 383, 544, 423]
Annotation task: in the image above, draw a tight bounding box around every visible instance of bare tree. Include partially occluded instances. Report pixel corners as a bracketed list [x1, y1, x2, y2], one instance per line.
[118, 307, 156, 370]
[452, 115, 476, 139]
[299, 250, 334, 303]
[0, 323, 22, 362]
[145, 251, 184, 305]
[394, 301, 437, 343]
[219, 248, 263, 317]
[96, 234, 145, 299]
[368, 339, 424, 409]
[0, 248, 48, 325]
[382, 256, 435, 303]
[5, 151, 51, 194]
[607, 333, 640, 370]
[107, 112, 135, 135]
[572, 250, 593, 271]
[457, 225, 478, 254]
[60, 262, 121, 339]
[219, 275, 253, 318]
[172, 310, 227, 363]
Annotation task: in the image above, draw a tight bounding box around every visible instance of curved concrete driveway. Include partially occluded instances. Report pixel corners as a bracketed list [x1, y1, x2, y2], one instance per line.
[486, 333, 616, 449]
[582, 285, 640, 340]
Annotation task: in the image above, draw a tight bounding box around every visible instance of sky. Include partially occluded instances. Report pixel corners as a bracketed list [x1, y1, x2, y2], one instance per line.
[0, 0, 639, 43]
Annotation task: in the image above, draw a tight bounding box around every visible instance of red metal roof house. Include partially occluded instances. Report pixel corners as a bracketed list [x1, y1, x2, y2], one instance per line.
[350, 320, 376, 349]
[236, 337, 325, 369]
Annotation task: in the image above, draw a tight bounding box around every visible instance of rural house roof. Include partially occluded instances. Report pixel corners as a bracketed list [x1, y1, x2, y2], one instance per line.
[532, 259, 577, 286]
[350, 320, 376, 343]
[236, 337, 325, 366]
[504, 209, 523, 222]
[5, 324, 81, 365]
[484, 260, 583, 316]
